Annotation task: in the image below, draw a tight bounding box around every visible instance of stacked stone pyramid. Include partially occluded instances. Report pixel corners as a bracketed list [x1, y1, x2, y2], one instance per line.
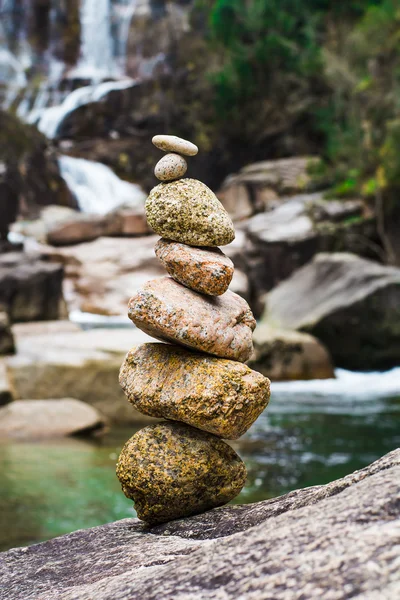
[116, 135, 271, 525]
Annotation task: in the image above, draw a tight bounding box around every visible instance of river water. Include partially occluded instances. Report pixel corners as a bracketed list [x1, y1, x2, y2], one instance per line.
[1, 369, 399, 552]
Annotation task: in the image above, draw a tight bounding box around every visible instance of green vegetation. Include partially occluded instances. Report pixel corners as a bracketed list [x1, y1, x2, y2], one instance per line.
[193, 0, 400, 223]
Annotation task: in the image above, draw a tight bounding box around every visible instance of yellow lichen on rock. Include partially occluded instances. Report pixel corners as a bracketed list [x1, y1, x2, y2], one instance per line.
[116, 422, 247, 525]
[120, 343, 270, 439]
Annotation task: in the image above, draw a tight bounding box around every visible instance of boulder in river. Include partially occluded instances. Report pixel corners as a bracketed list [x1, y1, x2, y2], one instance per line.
[0, 252, 64, 322]
[264, 252, 400, 370]
[0, 398, 106, 440]
[0, 313, 14, 356]
[1, 449, 398, 599]
[249, 324, 334, 381]
[5, 321, 157, 424]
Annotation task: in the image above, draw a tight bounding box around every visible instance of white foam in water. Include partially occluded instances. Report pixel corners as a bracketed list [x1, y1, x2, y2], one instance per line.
[58, 155, 146, 214]
[272, 368, 400, 399]
[69, 310, 131, 328]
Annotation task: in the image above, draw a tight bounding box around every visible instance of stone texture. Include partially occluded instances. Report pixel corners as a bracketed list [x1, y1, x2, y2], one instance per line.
[40, 235, 249, 318]
[116, 422, 247, 525]
[0, 312, 14, 355]
[0, 360, 14, 406]
[0, 398, 106, 440]
[154, 238, 234, 296]
[154, 153, 187, 181]
[152, 135, 198, 156]
[145, 178, 235, 247]
[249, 324, 334, 381]
[120, 343, 270, 439]
[13, 204, 149, 247]
[264, 252, 400, 370]
[128, 277, 255, 362]
[5, 321, 157, 424]
[242, 194, 379, 298]
[0, 252, 64, 322]
[1, 449, 399, 600]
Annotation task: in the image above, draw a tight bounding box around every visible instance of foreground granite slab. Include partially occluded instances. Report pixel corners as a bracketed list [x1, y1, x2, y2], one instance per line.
[1, 449, 399, 600]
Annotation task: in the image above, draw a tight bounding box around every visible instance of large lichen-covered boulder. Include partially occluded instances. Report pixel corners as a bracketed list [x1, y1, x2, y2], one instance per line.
[119, 343, 270, 439]
[116, 422, 247, 525]
[145, 179, 235, 247]
[128, 277, 255, 362]
[264, 252, 400, 370]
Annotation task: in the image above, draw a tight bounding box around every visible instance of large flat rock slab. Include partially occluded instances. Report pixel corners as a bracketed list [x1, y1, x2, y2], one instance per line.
[5, 321, 156, 424]
[0, 449, 399, 599]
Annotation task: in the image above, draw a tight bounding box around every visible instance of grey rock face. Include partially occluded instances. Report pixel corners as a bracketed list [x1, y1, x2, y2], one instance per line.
[1, 449, 399, 600]
[0, 252, 64, 322]
[264, 252, 400, 370]
[0, 312, 14, 355]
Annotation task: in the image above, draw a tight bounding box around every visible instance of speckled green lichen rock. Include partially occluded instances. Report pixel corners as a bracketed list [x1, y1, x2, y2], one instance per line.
[145, 178, 235, 247]
[120, 343, 270, 439]
[116, 422, 247, 525]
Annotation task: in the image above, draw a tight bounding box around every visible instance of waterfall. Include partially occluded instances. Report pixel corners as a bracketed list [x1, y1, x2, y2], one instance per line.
[72, 0, 137, 80]
[31, 78, 136, 138]
[58, 155, 146, 215]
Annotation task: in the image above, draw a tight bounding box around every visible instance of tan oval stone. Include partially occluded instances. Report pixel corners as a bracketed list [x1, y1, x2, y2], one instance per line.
[128, 277, 255, 362]
[116, 422, 247, 525]
[154, 239, 234, 296]
[145, 179, 235, 247]
[120, 343, 270, 439]
[152, 135, 198, 156]
[154, 153, 187, 182]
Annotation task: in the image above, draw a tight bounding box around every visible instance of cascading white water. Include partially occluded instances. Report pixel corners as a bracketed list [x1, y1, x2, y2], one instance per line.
[58, 155, 146, 215]
[72, 0, 137, 80]
[32, 78, 136, 138]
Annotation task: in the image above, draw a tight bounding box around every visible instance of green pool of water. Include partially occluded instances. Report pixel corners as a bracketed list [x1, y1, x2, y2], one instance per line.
[1, 373, 399, 551]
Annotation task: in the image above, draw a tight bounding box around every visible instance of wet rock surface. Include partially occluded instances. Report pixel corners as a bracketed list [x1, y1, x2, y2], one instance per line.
[116, 422, 247, 525]
[155, 239, 234, 295]
[128, 277, 255, 362]
[119, 343, 270, 439]
[145, 179, 235, 247]
[1, 449, 398, 600]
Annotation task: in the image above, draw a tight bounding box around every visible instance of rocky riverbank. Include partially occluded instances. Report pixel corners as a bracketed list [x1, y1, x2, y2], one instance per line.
[1, 448, 398, 600]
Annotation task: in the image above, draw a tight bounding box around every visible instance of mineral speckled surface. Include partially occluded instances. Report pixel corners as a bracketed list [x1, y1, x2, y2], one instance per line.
[128, 276, 256, 362]
[152, 135, 198, 156]
[116, 422, 247, 525]
[155, 238, 234, 296]
[154, 153, 187, 182]
[145, 178, 235, 247]
[119, 343, 270, 439]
